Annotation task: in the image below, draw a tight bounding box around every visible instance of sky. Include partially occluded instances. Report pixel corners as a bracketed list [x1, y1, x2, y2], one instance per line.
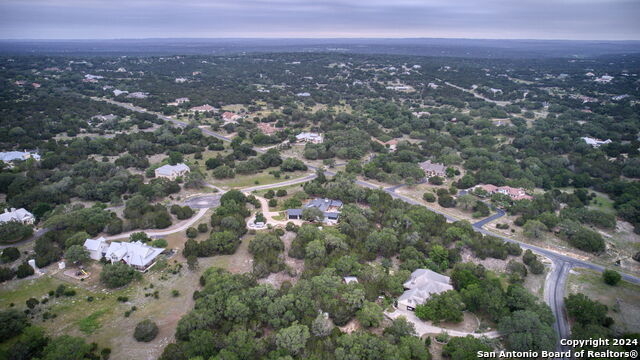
[0, 0, 639, 40]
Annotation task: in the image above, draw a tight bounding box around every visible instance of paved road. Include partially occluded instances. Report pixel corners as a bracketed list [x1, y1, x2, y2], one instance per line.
[383, 186, 640, 352]
[0, 228, 50, 249]
[184, 194, 222, 209]
[94, 96, 640, 352]
[472, 208, 506, 227]
[105, 208, 209, 240]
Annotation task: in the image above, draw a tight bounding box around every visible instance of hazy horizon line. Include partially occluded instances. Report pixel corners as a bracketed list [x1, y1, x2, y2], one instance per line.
[2, 37, 640, 42]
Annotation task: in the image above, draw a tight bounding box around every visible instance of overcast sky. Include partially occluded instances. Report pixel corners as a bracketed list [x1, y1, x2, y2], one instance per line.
[1, 0, 639, 40]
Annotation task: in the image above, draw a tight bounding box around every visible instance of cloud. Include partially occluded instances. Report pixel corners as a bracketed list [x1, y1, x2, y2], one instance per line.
[0, 0, 638, 39]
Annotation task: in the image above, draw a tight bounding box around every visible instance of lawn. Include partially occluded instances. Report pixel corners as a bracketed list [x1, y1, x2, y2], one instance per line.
[566, 268, 640, 334]
[212, 168, 309, 189]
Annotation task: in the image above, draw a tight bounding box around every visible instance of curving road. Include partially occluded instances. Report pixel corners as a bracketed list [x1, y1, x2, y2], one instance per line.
[93, 96, 640, 353]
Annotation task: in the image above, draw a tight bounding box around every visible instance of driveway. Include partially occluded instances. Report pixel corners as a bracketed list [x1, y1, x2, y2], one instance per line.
[385, 308, 500, 338]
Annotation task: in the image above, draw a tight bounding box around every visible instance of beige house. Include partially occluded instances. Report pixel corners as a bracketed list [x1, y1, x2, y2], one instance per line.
[419, 160, 446, 178]
[155, 163, 190, 181]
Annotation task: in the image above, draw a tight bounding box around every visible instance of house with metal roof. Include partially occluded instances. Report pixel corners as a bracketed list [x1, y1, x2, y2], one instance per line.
[83, 237, 109, 260]
[104, 241, 164, 271]
[287, 198, 342, 223]
[155, 163, 190, 181]
[0, 208, 35, 225]
[296, 132, 323, 144]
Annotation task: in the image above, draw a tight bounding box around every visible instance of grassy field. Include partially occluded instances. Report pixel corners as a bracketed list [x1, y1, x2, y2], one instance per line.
[213, 168, 309, 188]
[0, 230, 256, 360]
[566, 268, 640, 334]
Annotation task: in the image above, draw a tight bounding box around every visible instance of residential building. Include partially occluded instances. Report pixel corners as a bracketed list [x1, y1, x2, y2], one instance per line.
[91, 114, 118, 122]
[127, 92, 149, 99]
[287, 198, 343, 223]
[296, 92, 311, 97]
[581, 137, 612, 148]
[113, 89, 128, 96]
[594, 75, 614, 83]
[84, 74, 103, 80]
[174, 77, 187, 83]
[190, 104, 216, 112]
[343, 276, 359, 284]
[296, 132, 323, 144]
[385, 85, 411, 91]
[412, 111, 431, 118]
[83, 237, 109, 260]
[397, 269, 453, 311]
[419, 160, 446, 178]
[0, 151, 41, 163]
[372, 137, 398, 151]
[475, 184, 533, 201]
[168, 97, 190, 106]
[104, 241, 164, 271]
[257, 122, 278, 135]
[0, 208, 36, 225]
[155, 163, 190, 180]
[221, 112, 242, 124]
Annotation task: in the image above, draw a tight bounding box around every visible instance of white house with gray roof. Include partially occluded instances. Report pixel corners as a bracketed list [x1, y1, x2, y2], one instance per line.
[0, 151, 40, 164]
[397, 269, 453, 311]
[296, 132, 323, 144]
[155, 163, 190, 181]
[104, 241, 164, 271]
[83, 237, 109, 260]
[0, 208, 35, 225]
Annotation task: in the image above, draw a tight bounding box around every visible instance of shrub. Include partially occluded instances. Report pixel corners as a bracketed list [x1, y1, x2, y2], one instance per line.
[276, 189, 287, 197]
[134, 320, 159, 342]
[602, 270, 621, 286]
[0, 266, 16, 283]
[197, 223, 208, 233]
[0, 222, 33, 245]
[268, 198, 278, 207]
[151, 239, 168, 248]
[0, 309, 29, 341]
[1, 247, 20, 263]
[16, 263, 35, 279]
[429, 176, 444, 185]
[186, 227, 198, 239]
[438, 194, 456, 208]
[422, 192, 436, 202]
[100, 263, 140, 288]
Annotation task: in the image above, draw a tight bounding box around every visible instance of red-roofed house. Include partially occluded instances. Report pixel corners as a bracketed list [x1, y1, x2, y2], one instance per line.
[221, 112, 242, 124]
[475, 184, 532, 201]
[372, 137, 399, 151]
[257, 122, 278, 135]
